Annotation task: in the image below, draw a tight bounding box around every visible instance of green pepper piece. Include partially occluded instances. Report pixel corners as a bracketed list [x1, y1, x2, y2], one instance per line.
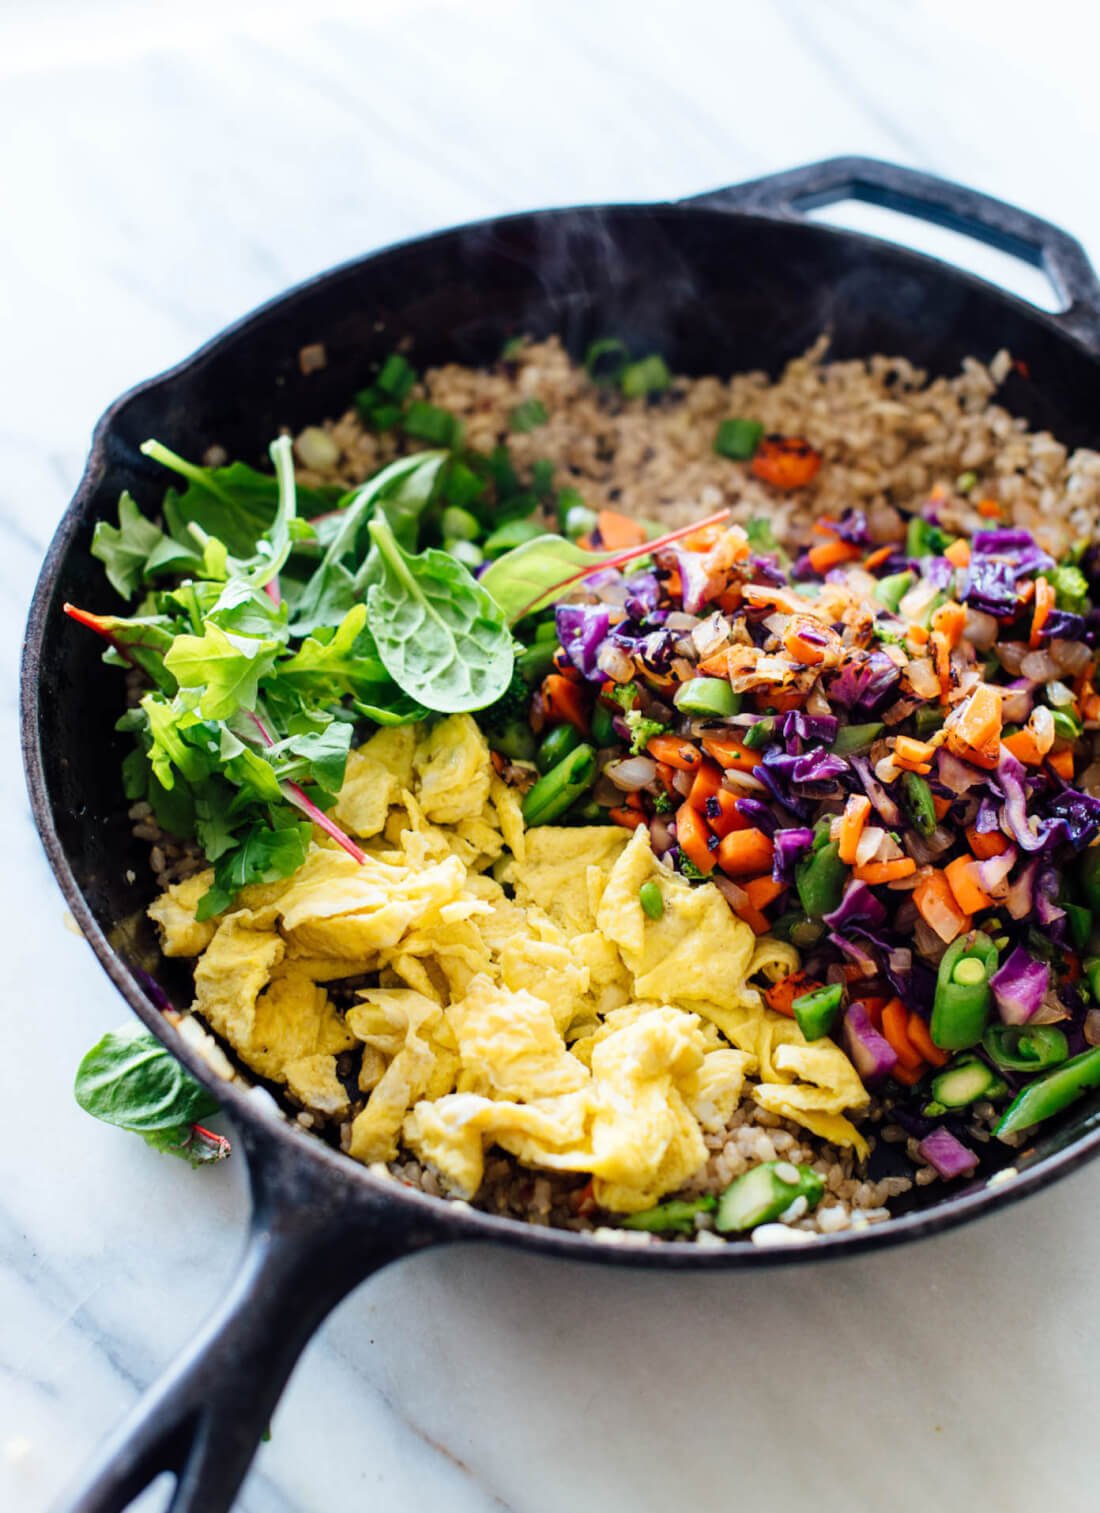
[535, 722, 582, 774]
[589, 700, 617, 747]
[995, 1046, 1100, 1138]
[830, 723, 884, 755]
[673, 678, 740, 718]
[983, 1023, 1070, 1072]
[792, 982, 844, 1040]
[490, 720, 537, 762]
[1051, 709, 1082, 742]
[521, 744, 597, 826]
[1065, 901, 1093, 953]
[875, 571, 914, 612]
[621, 1195, 717, 1234]
[1086, 956, 1100, 1003]
[930, 931, 999, 1050]
[743, 717, 778, 750]
[715, 1161, 825, 1233]
[516, 641, 558, 685]
[795, 840, 847, 920]
[714, 417, 764, 460]
[1079, 849, 1100, 918]
[901, 771, 937, 837]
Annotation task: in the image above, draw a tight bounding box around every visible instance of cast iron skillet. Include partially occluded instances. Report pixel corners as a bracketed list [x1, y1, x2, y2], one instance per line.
[22, 156, 1100, 1513]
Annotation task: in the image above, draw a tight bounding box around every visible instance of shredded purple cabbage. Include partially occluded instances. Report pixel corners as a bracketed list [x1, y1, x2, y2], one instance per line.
[850, 753, 902, 826]
[963, 556, 1019, 618]
[750, 554, 788, 587]
[772, 827, 814, 884]
[990, 946, 1050, 1025]
[779, 710, 839, 747]
[923, 556, 956, 593]
[734, 796, 780, 835]
[555, 604, 611, 680]
[1036, 608, 1086, 642]
[972, 528, 1037, 555]
[673, 548, 712, 614]
[1045, 787, 1100, 852]
[823, 880, 887, 931]
[918, 1127, 978, 1180]
[623, 570, 661, 621]
[827, 651, 900, 714]
[836, 509, 871, 546]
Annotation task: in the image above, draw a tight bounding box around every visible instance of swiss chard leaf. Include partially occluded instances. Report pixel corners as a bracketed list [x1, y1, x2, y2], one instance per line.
[362, 516, 514, 712]
[198, 821, 313, 920]
[75, 1025, 220, 1134]
[479, 534, 617, 623]
[164, 624, 281, 721]
[63, 605, 178, 692]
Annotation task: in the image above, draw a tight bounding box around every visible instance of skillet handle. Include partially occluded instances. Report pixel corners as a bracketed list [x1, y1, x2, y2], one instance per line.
[57, 1127, 447, 1513]
[684, 155, 1100, 351]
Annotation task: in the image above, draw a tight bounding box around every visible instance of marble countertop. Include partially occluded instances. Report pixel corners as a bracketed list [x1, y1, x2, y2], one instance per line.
[4, 2, 1100, 1509]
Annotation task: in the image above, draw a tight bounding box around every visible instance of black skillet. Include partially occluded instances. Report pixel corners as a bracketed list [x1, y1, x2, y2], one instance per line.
[22, 156, 1100, 1513]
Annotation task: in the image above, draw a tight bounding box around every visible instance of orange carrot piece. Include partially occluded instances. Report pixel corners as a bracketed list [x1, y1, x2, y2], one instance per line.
[914, 870, 971, 943]
[944, 538, 971, 568]
[736, 905, 773, 935]
[945, 854, 994, 915]
[756, 689, 805, 714]
[931, 794, 952, 820]
[1002, 728, 1043, 767]
[890, 1060, 927, 1086]
[907, 623, 930, 647]
[542, 674, 590, 735]
[655, 761, 677, 795]
[783, 623, 828, 665]
[764, 971, 821, 1017]
[676, 801, 717, 875]
[857, 996, 889, 1030]
[907, 1013, 949, 1068]
[751, 436, 823, 491]
[854, 857, 918, 885]
[706, 788, 752, 838]
[700, 732, 761, 770]
[595, 509, 649, 550]
[807, 537, 862, 574]
[717, 827, 775, 876]
[966, 827, 1010, 860]
[688, 758, 723, 813]
[977, 497, 1002, 518]
[680, 522, 726, 552]
[946, 683, 1003, 768]
[646, 734, 702, 772]
[744, 875, 784, 910]
[882, 998, 923, 1071]
[893, 735, 937, 771]
[697, 648, 731, 676]
[609, 806, 647, 831]
[862, 544, 895, 571]
[1030, 575, 1055, 649]
[1063, 951, 1082, 984]
[931, 630, 952, 699]
[838, 794, 872, 866]
[1048, 746, 1076, 781]
[932, 601, 967, 649]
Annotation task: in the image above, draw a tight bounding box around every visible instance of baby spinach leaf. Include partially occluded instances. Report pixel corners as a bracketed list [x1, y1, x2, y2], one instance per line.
[362, 516, 514, 713]
[198, 820, 313, 920]
[75, 1025, 220, 1134]
[164, 624, 280, 721]
[91, 492, 169, 599]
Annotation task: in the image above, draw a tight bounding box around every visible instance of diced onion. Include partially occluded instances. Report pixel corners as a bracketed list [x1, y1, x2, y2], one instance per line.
[996, 642, 1029, 675]
[666, 612, 700, 631]
[907, 658, 942, 700]
[713, 876, 748, 911]
[294, 425, 341, 470]
[855, 826, 887, 867]
[1000, 683, 1034, 723]
[597, 643, 635, 682]
[1021, 649, 1061, 681]
[605, 756, 658, 792]
[692, 613, 729, 659]
[1028, 705, 1055, 756]
[1053, 638, 1092, 676]
[962, 609, 998, 650]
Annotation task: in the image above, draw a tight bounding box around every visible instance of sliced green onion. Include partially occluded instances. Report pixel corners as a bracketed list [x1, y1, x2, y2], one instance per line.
[584, 338, 629, 385]
[403, 401, 459, 446]
[714, 418, 764, 460]
[532, 458, 554, 497]
[620, 356, 670, 398]
[376, 353, 417, 400]
[875, 571, 914, 612]
[509, 399, 548, 433]
[443, 460, 486, 510]
[952, 956, 987, 987]
[956, 470, 978, 494]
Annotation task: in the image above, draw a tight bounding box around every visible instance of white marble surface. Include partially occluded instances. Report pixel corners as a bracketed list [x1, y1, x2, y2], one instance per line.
[5, 2, 1100, 1509]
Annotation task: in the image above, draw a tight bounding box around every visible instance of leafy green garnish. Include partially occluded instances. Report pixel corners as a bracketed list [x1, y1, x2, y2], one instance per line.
[362, 516, 514, 713]
[509, 399, 548, 433]
[199, 821, 313, 920]
[74, 1024, 228, 1165]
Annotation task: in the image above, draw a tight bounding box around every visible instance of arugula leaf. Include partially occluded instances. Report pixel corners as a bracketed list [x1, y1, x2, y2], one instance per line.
[91, 492, 169, 599]
[165, 624, 280, 721]
[362, 516, 514, 713]
[140, 694, 215, 789]
[198, 821, 312, 920]
[75, 1024, 220, 1134]
[265, 722, 353, 797]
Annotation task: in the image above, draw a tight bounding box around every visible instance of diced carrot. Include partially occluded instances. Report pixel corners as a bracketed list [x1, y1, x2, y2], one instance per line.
[736, 905, 773, 935]
[680, 522, 726, 552]
[914, 870, 971, 943]
[807, 537, 862, 574]
[977, 497, 1002, 518]
[1030, 575, 1055, 649]
[625, 790, 645, 811]
[541, 674, 590, 735]
[756, 689, 805, 714]
[1048, 746, 1076, 782]
[713, 587, 743, 614]
[890, 1061, 927, 1086]
[882, 997, 923, 1071]
[838, 794, 872, 866]
[907, 623, 930, 647]
[1002, 728, 1043, 767]
[744, 875, 784, 911]
[688, 758, 723, 812]
[655, 761, 677, 795]
[783, 621, 831, 665]
[813, 516, 839, 536]
[862, 544, 895, 571]
[596, 509, 649, 550]
[697, 648, 731, 676]
[751, 436, 823, 491]
[931, 630, 952, 699]
[700, 732, 761, 771]
[764, 970, 821, 1017]
[945, 854, 994, 915]
[931, 601, 967, 649]
[842, 964, 869, 983]
[966, 827, 1009, 860]
[893, 735, 937, 771]
[717, 827, 775, 876]
[576, 534, 594, 550]
[552, 652, 585, 680]
[932, 794, 952, 820]
[646, 734, 702, 771]
[490, 750, 507, 776]
[946, 683, 1003, 769]
[705, 788, 752, 838]
[854, 857, 918, 885]
[1064, 951, 1082, 984]
[609, 806, 646, 830]
[944, 538, 971, 568]
[676, 801, 717, 875]
[907, 1013, 949, 1068]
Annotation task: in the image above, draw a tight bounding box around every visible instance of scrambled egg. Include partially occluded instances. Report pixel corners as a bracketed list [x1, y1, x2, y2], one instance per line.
[151, 716, 871, 1210]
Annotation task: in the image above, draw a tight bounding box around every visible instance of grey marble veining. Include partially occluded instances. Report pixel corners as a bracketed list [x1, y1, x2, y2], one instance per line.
[4, 1, 1100, 1509]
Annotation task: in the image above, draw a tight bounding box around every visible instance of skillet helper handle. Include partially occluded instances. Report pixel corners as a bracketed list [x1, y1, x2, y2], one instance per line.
[684, 155, 1100, 351]
[59, 1132, 443, 1513]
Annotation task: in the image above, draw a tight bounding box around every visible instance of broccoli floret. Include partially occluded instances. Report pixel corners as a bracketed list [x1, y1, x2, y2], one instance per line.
[607, 681, 639, 711]
[653, 790, 674, 814]
[679, 856, 708, 881]
[624, 709, 667, 756]
[1051, 563, 1089, 614]
[478, 665, 536, 761]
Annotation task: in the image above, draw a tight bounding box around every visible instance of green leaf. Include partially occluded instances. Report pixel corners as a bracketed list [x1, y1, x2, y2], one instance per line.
[141, 1124, 231, 1165]
[279, 605, 386, 693]
[64, 606, 178, 692]
[198, 821, 312, 920]
[362, 516, 514, 713]
[165, 623, 280, 720]
[479, 534, 617, 623]
[351, 689, 431, 726]
[75, 1025, 219, 1134]
[91, 492, 169, 599]
[194, 779, 240, 861]
[266, 721, 353, 797]
[509, 398, 548, 433]
[140, 694, 214, 789]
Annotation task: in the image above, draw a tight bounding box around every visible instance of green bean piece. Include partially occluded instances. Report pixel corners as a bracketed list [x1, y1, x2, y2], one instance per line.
[1051, 709, 1082, 742]
[715, 1162, 825, 1233]
[830, 723, 884, 755]
[535, 722, 583, 774]
[714, 418, 764, 460]
[742, 717, 778, 750]
[673, 678, 739, 718]
[621, 1195, 717, 1234]
[983, 1024, 1069, 1072]
[995, 1046, 1100, 1138]
[638, 880, 664, 920]
[1065, 901, 1093, 953]
[521, 744, 597, 826]
[795, 840, 847, 920]
[914, 704, 947, 738]
[930, 931, 999, 1049]
[491, 721, 537, 762]
[516, 641, 558, 685]
[590, 701, 617, 747]
[792, 983, 844, 1041]
[901, 771, 937, 837]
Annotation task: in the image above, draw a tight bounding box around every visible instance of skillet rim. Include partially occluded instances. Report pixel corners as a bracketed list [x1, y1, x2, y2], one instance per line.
[22, 195, 1100, 1270]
